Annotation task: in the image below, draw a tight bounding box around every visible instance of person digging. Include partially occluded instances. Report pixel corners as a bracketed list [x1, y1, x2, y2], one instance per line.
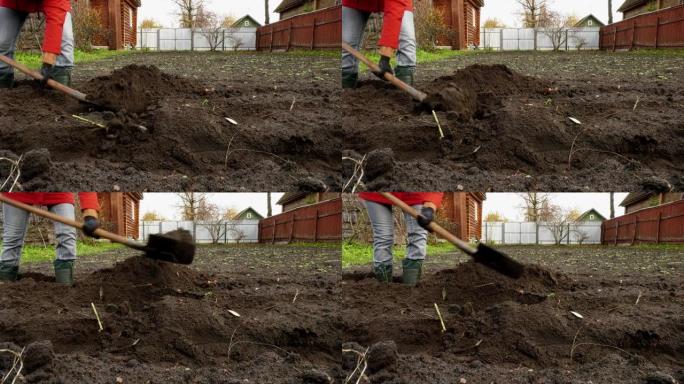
[360, 192, 443, 286]
[0, 0, 74, 89]
[342, 0, 417, 88]
[0, 193, 101, 285]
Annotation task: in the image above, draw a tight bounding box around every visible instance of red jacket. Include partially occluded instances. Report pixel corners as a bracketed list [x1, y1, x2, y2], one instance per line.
[0, 0, 72, 55]
[1, 193, 100, 211]
[343, 0, 412, 49]
[359, 192, 443, 209]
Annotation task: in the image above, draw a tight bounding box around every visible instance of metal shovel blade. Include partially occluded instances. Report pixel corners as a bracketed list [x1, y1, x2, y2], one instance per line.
[144, 233, 196, 265]
[471, 244, 526, 279]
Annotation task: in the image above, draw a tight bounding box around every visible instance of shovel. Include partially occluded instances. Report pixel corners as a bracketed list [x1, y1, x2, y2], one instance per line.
[342, 42, 428, 103]
[0, 195, 195, 265]
[380, 192, 525, 279]
[0, 54, 104, 109]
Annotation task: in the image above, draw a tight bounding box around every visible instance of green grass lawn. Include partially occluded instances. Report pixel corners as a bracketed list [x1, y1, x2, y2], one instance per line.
[360, 48, 471, 71]
[343, 241, 456, 267]
[15, 49, 132, 69]
[0, 241, 122, 264]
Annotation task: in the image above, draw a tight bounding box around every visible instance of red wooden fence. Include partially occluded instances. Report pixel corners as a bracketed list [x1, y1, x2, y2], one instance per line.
[600, 5, 684, 50]
[259, 198, 342, 243]
[256, 6, 341, 51]
[602, 200, 684, 245]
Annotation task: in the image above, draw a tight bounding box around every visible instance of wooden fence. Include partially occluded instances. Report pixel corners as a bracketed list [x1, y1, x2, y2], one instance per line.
[256, 6, 341, 51]
[259, 198, 342, 243]
[600, 5, 684, 50]
[602, 200, 684, 245]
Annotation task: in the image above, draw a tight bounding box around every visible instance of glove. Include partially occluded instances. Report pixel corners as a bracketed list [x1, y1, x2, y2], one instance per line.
[39, 63, 54, 87]
[374, 55, 393, 80]
[82, 216, 101, 239]
[416, 207, 435, 232]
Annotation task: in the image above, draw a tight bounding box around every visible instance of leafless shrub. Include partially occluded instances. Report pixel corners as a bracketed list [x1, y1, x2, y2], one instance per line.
[414, 0, 452, 50]
[198, 11, 225, 51]
[72, 0, 108, 51]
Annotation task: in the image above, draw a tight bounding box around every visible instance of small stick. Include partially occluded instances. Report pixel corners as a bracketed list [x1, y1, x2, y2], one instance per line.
[432, 110, 445, 140]
[434, 303, 446, 333]
[635, 291, 643, 305]
[290, 97, 296, 111]
[72, 115, 106, 129]
[633, 96, 640, 111]
[91, 302, 104, 332]
[292, 289, 300, 304]
[474, 282, 495, 289]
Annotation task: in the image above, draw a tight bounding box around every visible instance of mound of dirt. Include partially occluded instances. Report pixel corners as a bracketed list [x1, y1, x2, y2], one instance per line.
[343, 63, 684, 191]
[0, 54, 341, 191]
[84, 65, 198, 113]
[341, 259, 684, 383]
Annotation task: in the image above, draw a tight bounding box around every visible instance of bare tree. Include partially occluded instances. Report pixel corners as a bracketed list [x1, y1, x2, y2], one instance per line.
[540, 11, 572, 51]
[198, 10, 225, 51]
[543, 204, 572, 245]
[265, 0, 270, 25]
[516, 0, 548, 28]
[520, 193, 550, 222]
[177, 192, 208, 221]
[173, 0, 206, 28]
[267, 192, 273, 217]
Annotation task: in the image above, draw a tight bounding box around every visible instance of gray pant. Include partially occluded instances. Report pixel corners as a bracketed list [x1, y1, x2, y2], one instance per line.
[1, 203, 77, 266]
[0, 7, 74, 75]
[341, 6, 417, 75]
[365, 200, 428, 267]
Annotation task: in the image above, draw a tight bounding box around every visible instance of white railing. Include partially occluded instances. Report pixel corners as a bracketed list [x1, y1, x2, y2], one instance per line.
[137, 27, 257, 51]
[482, 221, 603, 245]
[480, 27, 601, 51]
[139, 220, 259, 244]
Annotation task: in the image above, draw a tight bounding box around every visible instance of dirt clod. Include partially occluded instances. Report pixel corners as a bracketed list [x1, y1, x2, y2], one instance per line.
[23, 340, 54, 373]
[21, 149, 51, 179]
[366, 340, 398, 372]
[364, 148, 395, 181]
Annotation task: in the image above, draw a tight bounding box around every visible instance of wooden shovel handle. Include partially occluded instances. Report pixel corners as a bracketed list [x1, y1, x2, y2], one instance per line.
[342, 42, 428, 103]
[0, 194, 142, 249]
[0, 54, 88, 102]
[379, 192, 477, 255]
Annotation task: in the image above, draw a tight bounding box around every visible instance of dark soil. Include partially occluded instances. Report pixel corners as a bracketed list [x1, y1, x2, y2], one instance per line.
[341, 245, 684, 383]
[0, 52, 341, 191]
[0, 244, 342, 383]
[343, 52, 684, 191]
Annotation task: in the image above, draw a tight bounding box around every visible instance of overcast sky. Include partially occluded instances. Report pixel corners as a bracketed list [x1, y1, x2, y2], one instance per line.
[483, 193, 629, 222]
[483, 0, 622, 27]
[139, 0, 622, 28]
[139, 0, 280, 28]
[140, 193, 284, 220]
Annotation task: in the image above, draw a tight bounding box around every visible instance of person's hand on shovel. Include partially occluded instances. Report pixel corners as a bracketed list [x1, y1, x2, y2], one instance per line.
[416, 202, 437, 232]
[38, 53, 58, 88]
[373, 46, 394, 80]
[82, 209, 101, 239]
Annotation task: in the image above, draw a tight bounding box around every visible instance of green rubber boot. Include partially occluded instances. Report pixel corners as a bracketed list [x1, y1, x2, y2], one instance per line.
[0, 262, 19, 282]
[0, 72, 14, 89]
[395, 66, 415, 86]
[373, 263, 393, 284]
[51, 67, 72, 87]
[54, 260, 75, 285]
[342, 72, 358, 89]
[402, 259, 423, 287]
